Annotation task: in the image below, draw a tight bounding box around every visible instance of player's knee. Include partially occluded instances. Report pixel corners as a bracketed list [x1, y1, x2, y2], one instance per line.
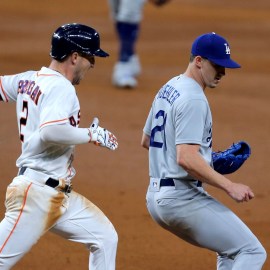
[105, 225, 118, 248]
[88, 225, 118, 254]
[256, 245, 267, 265]
[240, 243, 267, 266]
[97, 224, 118, 250]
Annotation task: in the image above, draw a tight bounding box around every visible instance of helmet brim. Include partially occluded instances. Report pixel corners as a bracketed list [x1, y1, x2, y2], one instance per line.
[93, 48, 109, 57]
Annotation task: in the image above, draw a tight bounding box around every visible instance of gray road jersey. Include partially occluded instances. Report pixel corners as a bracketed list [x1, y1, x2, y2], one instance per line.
[143, 74, 213, 180]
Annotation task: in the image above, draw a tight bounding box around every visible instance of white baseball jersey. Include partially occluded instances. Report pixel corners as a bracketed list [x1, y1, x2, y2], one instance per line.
[143, 74, 213, 180]
[0, 67, 80, 179]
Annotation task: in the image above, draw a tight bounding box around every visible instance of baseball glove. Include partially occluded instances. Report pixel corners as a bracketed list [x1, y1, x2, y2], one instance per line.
[149, 0, 171, 7]
[212, 141, 251, 175]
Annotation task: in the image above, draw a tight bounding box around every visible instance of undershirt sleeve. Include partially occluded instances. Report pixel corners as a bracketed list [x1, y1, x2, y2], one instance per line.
[40, 124, 90, 145]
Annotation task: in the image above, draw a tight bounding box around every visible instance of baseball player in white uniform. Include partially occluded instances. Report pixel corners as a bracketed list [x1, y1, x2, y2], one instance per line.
[0, 23, 118, 270]
[141, 32, 267, 269]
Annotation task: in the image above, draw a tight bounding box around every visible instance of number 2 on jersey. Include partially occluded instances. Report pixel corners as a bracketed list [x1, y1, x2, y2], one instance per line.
[20, 100, 28, 142]
[150, 110, 167, 150]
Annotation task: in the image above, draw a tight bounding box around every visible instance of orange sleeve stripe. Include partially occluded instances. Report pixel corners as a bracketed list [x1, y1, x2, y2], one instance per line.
[0, 77, 9, 102]
[0, 183, 32, 254]
[40, 118, 69, 128]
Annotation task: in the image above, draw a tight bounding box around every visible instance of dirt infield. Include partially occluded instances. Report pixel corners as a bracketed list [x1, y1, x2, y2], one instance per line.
[0, 0, 269, 269]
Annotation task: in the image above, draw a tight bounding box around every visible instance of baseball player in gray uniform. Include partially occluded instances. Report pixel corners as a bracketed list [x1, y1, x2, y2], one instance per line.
[0, 23, 118, 270]
[108, 0, 170, 88]
[141, 32, 266, 269]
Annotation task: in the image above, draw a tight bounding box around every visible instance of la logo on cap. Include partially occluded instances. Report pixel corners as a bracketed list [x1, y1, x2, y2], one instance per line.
[224, 43, 230, 55]
[191, 32, 241, 68]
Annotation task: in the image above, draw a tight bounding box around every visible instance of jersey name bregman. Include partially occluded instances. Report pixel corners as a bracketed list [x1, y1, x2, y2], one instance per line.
[18, 80, 42, 105]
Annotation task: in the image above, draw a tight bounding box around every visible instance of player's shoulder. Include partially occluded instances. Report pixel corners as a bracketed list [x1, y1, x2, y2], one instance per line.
[166, 75, 204, 98]
[166, 74, 197, 91]
[1, 70, 37, 88]
[2, 70, 36, 79]
[170, 76, 208, 109]
[37, 67, 68, 83]
[38, 67, 75, 94]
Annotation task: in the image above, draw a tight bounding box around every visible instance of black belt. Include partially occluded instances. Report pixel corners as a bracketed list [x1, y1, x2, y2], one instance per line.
[19, 167, 72, 193]
[160, 178, 175, 187]
[160, 178, 202, 187]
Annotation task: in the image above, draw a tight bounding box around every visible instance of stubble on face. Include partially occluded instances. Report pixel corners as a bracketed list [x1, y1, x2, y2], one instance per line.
[72, 57, 92, 85]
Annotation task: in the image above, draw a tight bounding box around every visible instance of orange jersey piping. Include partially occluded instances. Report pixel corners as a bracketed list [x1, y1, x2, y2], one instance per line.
[40, 118, 68, 128]
[0, 183, 33, 254]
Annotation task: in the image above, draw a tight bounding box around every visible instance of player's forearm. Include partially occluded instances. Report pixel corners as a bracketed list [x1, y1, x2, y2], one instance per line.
[183, 156, 232, 191]
[40, 124, 90, 145]
[177, 144, 233, 192]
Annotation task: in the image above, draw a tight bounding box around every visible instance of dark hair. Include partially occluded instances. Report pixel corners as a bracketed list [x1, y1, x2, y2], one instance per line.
[189, 54, 196, 63]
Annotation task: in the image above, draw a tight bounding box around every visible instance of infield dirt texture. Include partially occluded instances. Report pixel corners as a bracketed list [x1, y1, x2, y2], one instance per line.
[0, 1, 269, 269]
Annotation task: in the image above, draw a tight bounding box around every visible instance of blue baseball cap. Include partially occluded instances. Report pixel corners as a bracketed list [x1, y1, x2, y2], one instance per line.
[191, 32, 241, 68]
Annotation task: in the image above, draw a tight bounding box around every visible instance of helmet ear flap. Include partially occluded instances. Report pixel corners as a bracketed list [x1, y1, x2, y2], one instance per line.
[50, 30, 71, 60]
[50, 33, 64, 60]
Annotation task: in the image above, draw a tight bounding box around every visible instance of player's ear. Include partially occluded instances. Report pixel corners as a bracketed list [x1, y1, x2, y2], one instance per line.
[195, 56, 203, 68]
[71, 52, 79, 65]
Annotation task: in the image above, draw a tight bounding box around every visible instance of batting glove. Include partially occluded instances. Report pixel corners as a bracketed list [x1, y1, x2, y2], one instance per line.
[88, 117, 118, 150]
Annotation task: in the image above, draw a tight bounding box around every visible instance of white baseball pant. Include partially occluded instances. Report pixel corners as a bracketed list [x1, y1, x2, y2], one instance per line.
[0, 175, 118, 270]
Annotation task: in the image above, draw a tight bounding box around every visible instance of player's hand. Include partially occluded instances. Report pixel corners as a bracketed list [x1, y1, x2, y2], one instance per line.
[89, 117, 118, 150]
[226, 182, 254, 203]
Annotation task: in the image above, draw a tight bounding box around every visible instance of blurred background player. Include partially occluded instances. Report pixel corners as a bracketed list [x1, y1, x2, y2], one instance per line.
[108, 0, 170, 89]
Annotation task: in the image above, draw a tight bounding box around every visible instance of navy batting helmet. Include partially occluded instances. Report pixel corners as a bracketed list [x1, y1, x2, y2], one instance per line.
[50, 23, 109, 60]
